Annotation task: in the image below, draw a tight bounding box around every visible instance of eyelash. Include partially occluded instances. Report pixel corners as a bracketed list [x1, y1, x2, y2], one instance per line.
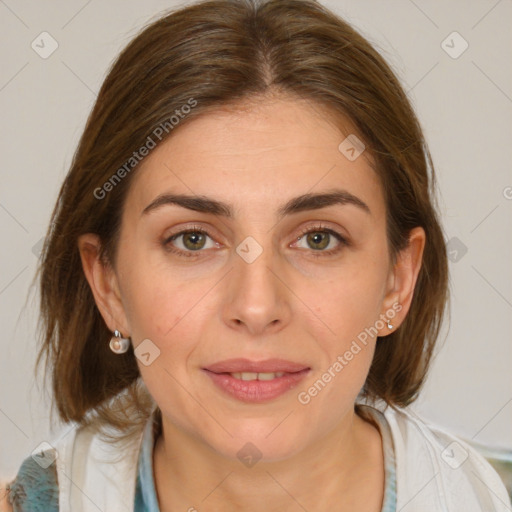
[162, 223, 349, 259]
[295, 224, 349, 257]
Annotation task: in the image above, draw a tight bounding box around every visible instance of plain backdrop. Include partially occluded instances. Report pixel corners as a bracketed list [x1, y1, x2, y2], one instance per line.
[1, 0, 511, 479]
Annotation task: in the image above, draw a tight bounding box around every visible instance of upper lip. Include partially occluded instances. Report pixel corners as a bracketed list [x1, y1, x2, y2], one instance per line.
[203, 358, 310, 374]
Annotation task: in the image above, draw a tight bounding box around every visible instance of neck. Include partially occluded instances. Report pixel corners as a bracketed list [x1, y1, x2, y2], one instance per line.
[152, 409, 384, 512]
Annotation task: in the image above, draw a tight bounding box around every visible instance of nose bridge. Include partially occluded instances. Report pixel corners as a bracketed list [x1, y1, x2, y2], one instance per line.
[233, 232, 278, 299]
[223, 231, 290, 333]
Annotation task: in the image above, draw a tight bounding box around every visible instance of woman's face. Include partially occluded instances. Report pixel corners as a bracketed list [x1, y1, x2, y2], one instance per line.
[84, 96, 422, 460]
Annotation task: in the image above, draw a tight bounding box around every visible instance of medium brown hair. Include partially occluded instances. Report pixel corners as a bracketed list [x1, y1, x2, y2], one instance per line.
[35, 0, 449, 440]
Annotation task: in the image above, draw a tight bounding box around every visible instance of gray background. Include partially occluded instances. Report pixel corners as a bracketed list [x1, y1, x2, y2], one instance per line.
[1, 0, 511, 479]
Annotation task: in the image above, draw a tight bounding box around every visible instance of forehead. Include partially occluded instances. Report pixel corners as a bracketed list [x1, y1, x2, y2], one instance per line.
[125, 97, 385, 220]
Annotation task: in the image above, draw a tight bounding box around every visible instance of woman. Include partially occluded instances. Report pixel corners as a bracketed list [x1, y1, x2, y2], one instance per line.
[2, 0, 510, 510]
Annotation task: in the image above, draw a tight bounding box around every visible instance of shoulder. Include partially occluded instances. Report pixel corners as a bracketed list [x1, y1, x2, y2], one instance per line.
[362, 402, 512, 510]
[1, 448, 59, 511]
[1, 413, 152, 512]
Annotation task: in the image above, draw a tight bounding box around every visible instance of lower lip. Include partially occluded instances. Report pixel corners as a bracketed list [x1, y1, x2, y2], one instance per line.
[202, 369, 310, 403]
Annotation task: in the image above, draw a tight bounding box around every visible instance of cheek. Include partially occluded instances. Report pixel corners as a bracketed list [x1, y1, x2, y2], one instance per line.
[303, 253, 387, 401]
[296, 284, 381, 422]
[118, 249, 194, 340]
[124, 271, 203, 419]
[119, 260, 211, 389]
[122, 281, 172, 340]
[314, 262, 386, 342]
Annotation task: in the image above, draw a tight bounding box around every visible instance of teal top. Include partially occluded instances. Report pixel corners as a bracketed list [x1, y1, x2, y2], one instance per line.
[7, 406, 397, 511]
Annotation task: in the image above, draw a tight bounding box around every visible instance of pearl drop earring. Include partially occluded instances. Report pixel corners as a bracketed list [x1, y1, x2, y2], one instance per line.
[109, 330, 131, 354]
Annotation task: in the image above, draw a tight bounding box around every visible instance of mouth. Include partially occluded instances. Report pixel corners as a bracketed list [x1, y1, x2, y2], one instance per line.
[224, 371, 288, 381]
[202, 358, 311, 403]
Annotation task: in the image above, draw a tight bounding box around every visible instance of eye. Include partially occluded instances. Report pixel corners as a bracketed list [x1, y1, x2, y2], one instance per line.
[292, 224, 349, 257]
[163, 226, 219, 258]
[162, 223, 349, 259]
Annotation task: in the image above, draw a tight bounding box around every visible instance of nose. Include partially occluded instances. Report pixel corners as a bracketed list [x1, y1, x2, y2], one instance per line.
[221, 236, 292, 337]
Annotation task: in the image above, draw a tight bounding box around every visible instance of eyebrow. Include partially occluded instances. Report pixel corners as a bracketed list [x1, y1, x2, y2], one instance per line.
[141, 188, 371, 218]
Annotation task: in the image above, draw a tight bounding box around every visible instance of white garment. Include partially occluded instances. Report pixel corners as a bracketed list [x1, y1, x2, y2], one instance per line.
[368, 403, 512, 511]
[50, 401, 511, 511]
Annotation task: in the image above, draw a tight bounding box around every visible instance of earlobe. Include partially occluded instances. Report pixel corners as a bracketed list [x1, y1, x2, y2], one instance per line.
[379, 227, 426, 335]
[77, 233, 130, 335]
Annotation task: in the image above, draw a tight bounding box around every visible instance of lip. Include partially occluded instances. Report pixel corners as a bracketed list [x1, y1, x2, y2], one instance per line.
[202, 358, 311, 403]
[203, 358, 310, 374]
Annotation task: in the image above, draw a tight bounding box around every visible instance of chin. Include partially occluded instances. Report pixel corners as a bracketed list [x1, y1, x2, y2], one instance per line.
[205, 420, 308, 464]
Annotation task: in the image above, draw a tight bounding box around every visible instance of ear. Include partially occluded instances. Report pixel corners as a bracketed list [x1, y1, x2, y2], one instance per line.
[377, 226, 426, 336]
[77, 233, 131, 337]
